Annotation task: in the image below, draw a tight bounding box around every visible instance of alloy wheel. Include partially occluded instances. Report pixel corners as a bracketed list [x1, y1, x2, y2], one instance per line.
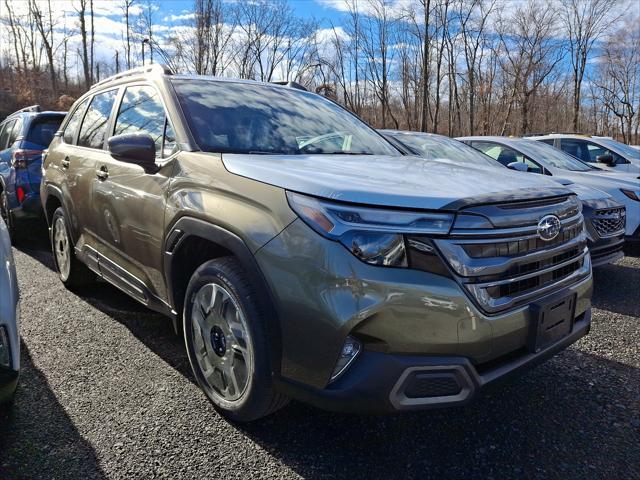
[190, 283, 253, 403]
[53, 216, 71, 280]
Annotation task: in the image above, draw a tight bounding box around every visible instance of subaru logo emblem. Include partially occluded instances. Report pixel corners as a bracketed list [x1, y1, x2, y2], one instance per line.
[537, 215, 561, 241]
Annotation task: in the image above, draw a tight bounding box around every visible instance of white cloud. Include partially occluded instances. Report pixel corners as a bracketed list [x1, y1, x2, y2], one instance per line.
[163, 13, 196, 22]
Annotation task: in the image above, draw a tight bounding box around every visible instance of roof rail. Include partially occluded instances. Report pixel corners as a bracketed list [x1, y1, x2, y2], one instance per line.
[16, 104, 42, 114]
[271, 81, 308, 92]
[91, 63, 173, 90]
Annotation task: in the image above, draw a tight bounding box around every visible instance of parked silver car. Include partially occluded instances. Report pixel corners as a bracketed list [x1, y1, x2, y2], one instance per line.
[0, 216, 19, 405]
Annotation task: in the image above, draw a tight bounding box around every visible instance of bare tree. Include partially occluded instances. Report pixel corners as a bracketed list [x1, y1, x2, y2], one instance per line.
[560, 0, 621, 132]
[29, 0, 58, 96]
[497, 0, 565, 134]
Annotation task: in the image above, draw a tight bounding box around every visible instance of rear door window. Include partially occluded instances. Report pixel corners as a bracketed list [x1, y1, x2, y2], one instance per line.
[63, 98, 90, 144]
[78, 90, 118, 149]
[26, 116, 65, 147]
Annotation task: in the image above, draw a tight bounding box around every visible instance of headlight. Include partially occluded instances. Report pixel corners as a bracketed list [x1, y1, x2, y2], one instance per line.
[621, 189, 640, 201]
[286, 192, 454, 267]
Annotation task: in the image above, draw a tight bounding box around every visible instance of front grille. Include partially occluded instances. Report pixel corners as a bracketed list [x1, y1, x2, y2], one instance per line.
[428, 195, 591, 314]
[591, 207, 625, 238]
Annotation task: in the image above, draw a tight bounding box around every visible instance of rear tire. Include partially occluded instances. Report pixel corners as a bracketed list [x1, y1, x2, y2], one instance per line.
[183, 257, 288, 422]
[50, 207, 94, 289]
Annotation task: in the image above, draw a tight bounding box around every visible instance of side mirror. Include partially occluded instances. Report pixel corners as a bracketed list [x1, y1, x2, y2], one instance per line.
[108, 133, 159, 173]
[596, 154, 615, 165]
[507, 161, 529, 172]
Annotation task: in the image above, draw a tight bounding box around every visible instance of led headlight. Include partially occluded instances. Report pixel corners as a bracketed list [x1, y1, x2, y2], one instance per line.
[287, 192, 454, 267]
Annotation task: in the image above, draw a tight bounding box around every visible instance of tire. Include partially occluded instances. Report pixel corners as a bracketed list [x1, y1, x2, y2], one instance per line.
[50, 207, 94, 289]
[183, 257, 288, 422]
[0, 190, 16, 243]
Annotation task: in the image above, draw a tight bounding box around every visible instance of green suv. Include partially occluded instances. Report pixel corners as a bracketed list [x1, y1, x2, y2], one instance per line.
[42, 65, 593, 421]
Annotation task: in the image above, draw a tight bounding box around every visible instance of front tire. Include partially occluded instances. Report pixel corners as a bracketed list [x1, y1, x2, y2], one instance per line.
[50, 207, 94, 289]
[183, 257, 288, 422]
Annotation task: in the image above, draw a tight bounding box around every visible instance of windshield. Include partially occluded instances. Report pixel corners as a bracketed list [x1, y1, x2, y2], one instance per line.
[388, 132, 500, 168]
[595, 138, 640, 160]
[171, 79, 399, 156]
[518, 139, 593, 171]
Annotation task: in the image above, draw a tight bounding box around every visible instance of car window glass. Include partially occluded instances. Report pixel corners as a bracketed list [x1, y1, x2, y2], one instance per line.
[78, 90, 117, 149]
[560, 139, 589, 162]
[63, 98, 90, 144]
[115, 85, 173, 158]
[26, 116, 65, 147]
[585, 141, 626, 164]
[539, 139, 555, 146]
[171, 78, 399, 156]
[7, 117, 23, 146]
[0, 120, 14, 150]
[472, 142, 543, 173]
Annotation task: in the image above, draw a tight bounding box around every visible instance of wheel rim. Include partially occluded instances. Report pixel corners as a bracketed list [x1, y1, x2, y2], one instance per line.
[191, 283, 253, 403]
[53, 216, 71, 280]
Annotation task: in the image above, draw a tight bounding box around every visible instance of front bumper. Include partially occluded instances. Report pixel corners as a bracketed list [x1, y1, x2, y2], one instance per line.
[275, 309, 590, 413]
[257, 219, 593, 392]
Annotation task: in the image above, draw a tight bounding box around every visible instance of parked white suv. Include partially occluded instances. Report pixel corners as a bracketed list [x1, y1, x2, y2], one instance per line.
[525, 134, 640, 175]
[458, 136, 640, 248]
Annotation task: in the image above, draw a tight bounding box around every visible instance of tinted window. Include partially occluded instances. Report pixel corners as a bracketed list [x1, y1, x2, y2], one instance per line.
[0, 120, 14, 150]
[7, 117, 23, 146]
[171, 79, 399, 156]
[560, 139, 590, 162]
[26, 116, 65, 147]
[64, 98, 90, 144]
[78, 90, 117, 149]
[518, 139, 591, 172]
[539, 139, 555, 146]
[114, 85, 176, 158]
[595, 137, 639, 160]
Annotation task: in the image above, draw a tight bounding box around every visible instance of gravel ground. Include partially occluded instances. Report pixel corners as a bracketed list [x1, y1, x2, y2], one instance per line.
[1, 237, 639, 480]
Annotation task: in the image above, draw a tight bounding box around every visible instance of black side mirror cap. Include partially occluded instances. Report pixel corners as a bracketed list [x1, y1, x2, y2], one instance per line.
[108, 133, 159, 173]
[596, 154, 615, 166]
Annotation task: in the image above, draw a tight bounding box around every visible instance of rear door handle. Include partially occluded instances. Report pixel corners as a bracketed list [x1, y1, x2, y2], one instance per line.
[61, 157, 70, 169]
[96, 165, 109, 180]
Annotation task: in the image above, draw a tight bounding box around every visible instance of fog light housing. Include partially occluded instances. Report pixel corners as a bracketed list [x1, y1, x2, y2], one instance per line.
[0, 326, 11, 368]
[330, 336, 361, 382]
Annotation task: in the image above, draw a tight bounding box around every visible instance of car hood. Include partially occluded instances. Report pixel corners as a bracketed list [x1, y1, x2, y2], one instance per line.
[554, 170, 640, 192]
[222, 154, 571, 210]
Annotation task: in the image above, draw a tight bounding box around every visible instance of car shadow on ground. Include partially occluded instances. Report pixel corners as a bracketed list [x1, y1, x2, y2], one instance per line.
[593, 262, 640, 317]
[237, 350, 639, 479]
[0, 342, 107, 480]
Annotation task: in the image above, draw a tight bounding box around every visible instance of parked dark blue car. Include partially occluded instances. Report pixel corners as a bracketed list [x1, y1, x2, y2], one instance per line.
[0, 105, 66, 241]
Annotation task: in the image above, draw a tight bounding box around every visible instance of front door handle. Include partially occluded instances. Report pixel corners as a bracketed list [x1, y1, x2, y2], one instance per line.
[96, 165, 109, 180]
[61, 157, 70, 169]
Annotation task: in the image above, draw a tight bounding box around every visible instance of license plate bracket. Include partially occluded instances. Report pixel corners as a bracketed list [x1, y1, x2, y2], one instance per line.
[528, 293, 576, 353]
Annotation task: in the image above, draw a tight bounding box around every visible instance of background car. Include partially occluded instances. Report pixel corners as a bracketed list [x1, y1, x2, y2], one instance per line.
[0, 105, 66, 241]
[0, 216, 20, 406]
[382, 130, 627, 266]
[525, 133, 640, 175]
[457, 136, 639, 248]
